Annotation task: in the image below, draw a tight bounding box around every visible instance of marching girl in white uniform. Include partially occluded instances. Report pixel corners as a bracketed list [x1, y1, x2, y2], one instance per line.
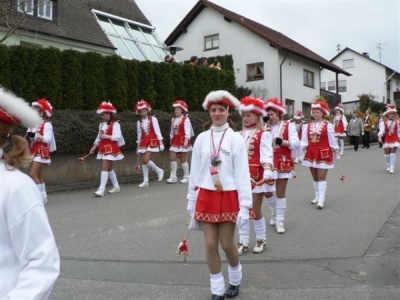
[166, 100, 194, 184]
[0, 86, 60, 299]
[333, 103, 347, 155]
[135, 100, 165, 187]
[187, 90, 252, 300]
[26, 98, 56, 204]
[237, 96, 274, 255]
[264, 97, 299, 234]
[90, 101, 125, 197]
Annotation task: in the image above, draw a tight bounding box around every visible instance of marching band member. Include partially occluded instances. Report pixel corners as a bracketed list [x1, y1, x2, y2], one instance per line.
[90, 101, 125, 196]
[333, 103, 347, 155]
[302, 98, 339, 209]
[166, 100, 194, 184]
[26, 98, 56, 204]
[186, 90, 252, 299]
[0, 86, 60, 299]
[237, 96, 274, 255]
[292, 109, 306, 163]
[378, 104, 400, 174]
[135, 100, 164, 187]
[263, 98, 299, 234]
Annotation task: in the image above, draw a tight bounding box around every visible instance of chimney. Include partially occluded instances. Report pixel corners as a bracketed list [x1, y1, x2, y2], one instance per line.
[362, 52, 370, 58]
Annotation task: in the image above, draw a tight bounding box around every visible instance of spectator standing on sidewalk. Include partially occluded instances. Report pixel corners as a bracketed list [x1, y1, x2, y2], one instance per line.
[355, 108, 374, 149]
[135, 100, 165, 187]
[166, 100, 194, 184]
[301, 98, 339, 209]
[347, 111, 364, 151]
[0, 86, 60, 299]
[26, 98, 56, 204]
[378, 104, 400, 174]
[186, 90, 252, 299]
[236, 96, 274, 255]
[90, 102, 125, 197]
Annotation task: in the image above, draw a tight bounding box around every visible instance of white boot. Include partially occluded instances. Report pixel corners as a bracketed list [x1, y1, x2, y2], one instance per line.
[180, 162, 190, 183]
[210, 272, 225, 298]
[311, 181, 319, 204]
[253, 217, 266, 253]
[94, 171, 108, 196]
[148, 160, 164, 181]
[317, 181, 327, 209]
[237, 218, 250, 256]
[166, 161, 178, 183]
[385, 154, 390, 171]
[108, 170, 120, 193]
[138, 164, 149, 187]
[339, 139, 344, 155]
[389, 153, 396, 174]
[264, 196, 276, 226]
[275, 198, 286, 234]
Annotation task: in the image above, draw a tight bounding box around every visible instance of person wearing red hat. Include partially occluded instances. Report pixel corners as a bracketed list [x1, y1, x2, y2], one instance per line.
[166, 100, 194, 184]
[333, 103, 348, 155]
[263, 97, 299, 234]
[186, 90, 252, 299]
[292, 109, 306, 163]
[90, 101, 125, 197]
[26, 98, 56, 204]
[236, 96, 274, 255]
[135, 100, 164, 187]
[0, 86, 60, 299]
[301, 98, 340, 209]
[378, 104, 400, 174]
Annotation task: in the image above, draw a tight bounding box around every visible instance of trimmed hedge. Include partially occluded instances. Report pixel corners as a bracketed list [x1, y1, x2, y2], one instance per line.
[0, 45, 236, 112]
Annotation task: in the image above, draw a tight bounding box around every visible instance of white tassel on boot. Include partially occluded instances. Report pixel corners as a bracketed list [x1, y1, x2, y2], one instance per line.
[166, 161, 178, 183]
[275, 198, 286, 234]
[317, 181, 327, 209]
[180, 162, 190, 183]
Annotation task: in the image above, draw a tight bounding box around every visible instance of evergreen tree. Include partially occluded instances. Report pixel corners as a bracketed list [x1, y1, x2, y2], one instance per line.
[137, 61, 156, 104]
[104, 55, 128, 110]
[82, 52, 106, 110]
[62, 50, 83, 109]
[153, 62, 174, 111]
[0, 45, 10, 89]
[181, 64, 199, 110]
[125, 59, 139, 110]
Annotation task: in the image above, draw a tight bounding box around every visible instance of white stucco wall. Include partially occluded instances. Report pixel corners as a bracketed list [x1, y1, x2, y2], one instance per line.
[173, 7, 322, 114]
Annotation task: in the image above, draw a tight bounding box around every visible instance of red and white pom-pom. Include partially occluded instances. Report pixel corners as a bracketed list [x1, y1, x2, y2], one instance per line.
[339, 173, 345, 182]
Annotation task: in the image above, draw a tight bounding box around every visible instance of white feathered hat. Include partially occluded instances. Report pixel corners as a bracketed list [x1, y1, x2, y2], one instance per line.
[0, 86, 41, 128]
[202, 90, 240, 110]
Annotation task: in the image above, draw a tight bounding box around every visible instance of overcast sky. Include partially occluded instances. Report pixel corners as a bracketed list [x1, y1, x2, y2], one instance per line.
[135, 0, 400, 72]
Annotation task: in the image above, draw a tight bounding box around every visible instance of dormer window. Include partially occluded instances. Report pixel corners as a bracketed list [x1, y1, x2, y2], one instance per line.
[17, 0, 53, 20]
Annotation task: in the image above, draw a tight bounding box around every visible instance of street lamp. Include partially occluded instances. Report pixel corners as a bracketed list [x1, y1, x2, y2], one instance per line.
[163, 45, 184, 56]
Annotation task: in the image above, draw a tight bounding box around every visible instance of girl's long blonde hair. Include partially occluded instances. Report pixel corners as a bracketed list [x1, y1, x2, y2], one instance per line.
[0, 121, 32, 169]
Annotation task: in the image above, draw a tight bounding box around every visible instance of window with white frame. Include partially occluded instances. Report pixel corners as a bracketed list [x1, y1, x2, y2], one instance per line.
[342, 59, 354, 69]
[338, 80, 347, 92]
[17, 0, 34, 15]
[303, 69, 314, 88]
[95, 12, 167, 62]
[285, 99, 294, 116]
[204, 34, 219, 51]
[37, 0, 53, 20]
[246, 62, 264, 81]
[328, 81, 336, 91]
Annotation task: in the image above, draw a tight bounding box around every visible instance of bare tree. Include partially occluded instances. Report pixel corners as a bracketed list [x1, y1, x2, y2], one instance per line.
[0, 0, 33, 43]
[250, 85, 268, 100]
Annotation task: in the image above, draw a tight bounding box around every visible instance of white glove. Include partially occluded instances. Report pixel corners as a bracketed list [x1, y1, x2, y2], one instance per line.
[237, 206, 249, 229]
[263, 169, 273, 180]
[187, 200, 195, 217]
[335, 154, 340, 161]
[159, 144, 165, 152]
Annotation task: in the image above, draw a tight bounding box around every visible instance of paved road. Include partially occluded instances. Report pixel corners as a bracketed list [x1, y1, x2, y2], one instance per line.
[47, 144, 400, 300]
